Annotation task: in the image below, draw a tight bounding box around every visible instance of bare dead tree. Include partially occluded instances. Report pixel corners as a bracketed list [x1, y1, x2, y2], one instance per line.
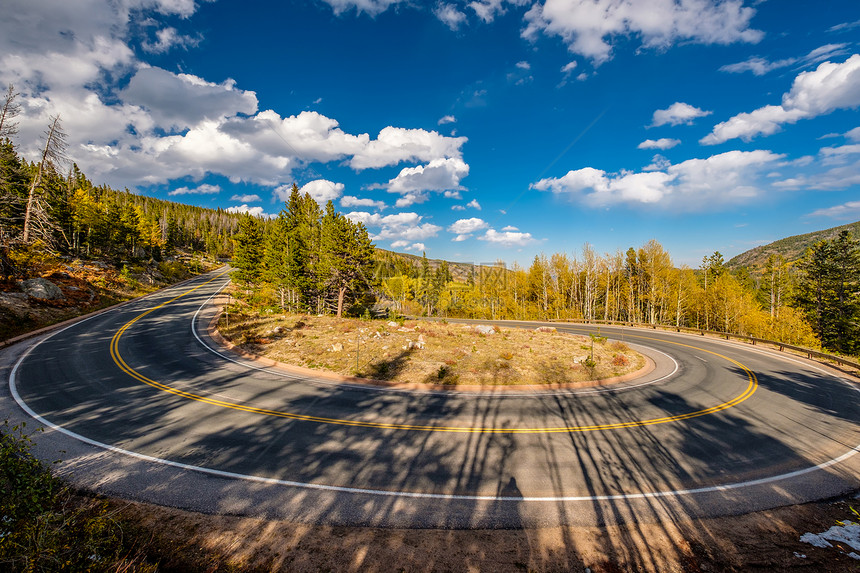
[23, 114, 67, 244]
[0, 83, 21, 141]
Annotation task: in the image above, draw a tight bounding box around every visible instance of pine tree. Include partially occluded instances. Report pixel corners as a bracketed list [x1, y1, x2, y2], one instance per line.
[797, 231, 860, 354]
[232, 214, 264, 287]
[319, 201, 375, 318]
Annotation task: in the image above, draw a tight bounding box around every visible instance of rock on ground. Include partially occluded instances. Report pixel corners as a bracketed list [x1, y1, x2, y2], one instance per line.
[21, 278, 64, 300]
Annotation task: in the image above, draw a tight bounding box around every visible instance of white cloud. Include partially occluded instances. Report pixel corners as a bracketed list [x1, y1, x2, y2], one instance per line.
[121, 67, 258, 131]
[0, 0, 478, 199]
[394, 192, 429, 208]
[452, 205, 466, 211]
[468, 0, 507, 23]
[349, 126, 467, 169]
[444, 190, 463, 199]
[846, 127, 860, 142]
[340, 195, 387, 210]
[638, 138, 681, 150]
[522, 0, 762, 65]
[532, 150, 785, 210]
[226, 204, 273, 218]
[345, 211, 442, 242]
[438, 115, 456, 125]
[719, 56, 794, 76]
[230, 194, 262, 202]
[807, 201, 860, 219]
[404, 242, 425, 252]
[561, 61, 578, 74]
[501, 225, 519, 231]
[142, 27, 201, 54]
[703, 54, 860, 145]
[169, 183, 221, 196]
[651, 102, 711, 127]
[643, 154, 671, 171]
[435, 3, 468, 30]
[480, 228, 536, 247]
[773, 142, 860, 191]
[390, 240, 409, 248]
[719, 44, 849, 76]
[319, 0, 405, 16]
[385, 157, 470, 194]
[516, 61, 531, 70]
[299, 179, 345, 206]
[467, 199, 481, 210]
[448, 217, 489, 235]
[829, 20, 860, 33]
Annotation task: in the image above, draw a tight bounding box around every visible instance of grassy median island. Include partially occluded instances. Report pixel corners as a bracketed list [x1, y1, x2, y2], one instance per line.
[217, 313, 645, 386]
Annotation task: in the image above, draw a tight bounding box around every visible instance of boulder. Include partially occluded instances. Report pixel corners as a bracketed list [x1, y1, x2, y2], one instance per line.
[0, 292, 30, 320]
[21, 278, 64, 301]
[475, 324, 496, 335]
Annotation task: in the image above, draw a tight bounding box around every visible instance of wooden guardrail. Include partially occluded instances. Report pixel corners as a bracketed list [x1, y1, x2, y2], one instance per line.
[541, 318, 860, 371]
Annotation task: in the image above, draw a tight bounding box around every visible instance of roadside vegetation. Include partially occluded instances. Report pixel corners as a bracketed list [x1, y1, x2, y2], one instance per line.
[0, 88, 240, 342]
[0, 421, 158, 572]
[218, 310, 644, 385]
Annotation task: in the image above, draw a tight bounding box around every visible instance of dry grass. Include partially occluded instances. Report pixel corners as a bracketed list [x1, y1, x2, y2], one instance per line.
[218, 313, 645, 386]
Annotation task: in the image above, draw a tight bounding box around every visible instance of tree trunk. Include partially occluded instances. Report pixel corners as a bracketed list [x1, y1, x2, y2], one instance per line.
[337, 286, 346, 318]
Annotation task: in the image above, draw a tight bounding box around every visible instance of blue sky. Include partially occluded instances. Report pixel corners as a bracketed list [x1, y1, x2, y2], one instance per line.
[4, 1, 860, 266]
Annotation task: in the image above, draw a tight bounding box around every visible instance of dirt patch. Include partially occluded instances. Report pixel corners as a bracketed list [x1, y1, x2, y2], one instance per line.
[91, 492, 860, 572]
[216, 312, 646, 387]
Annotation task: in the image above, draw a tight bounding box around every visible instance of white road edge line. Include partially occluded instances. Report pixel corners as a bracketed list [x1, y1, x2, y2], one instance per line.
[5, 275, 859, 504]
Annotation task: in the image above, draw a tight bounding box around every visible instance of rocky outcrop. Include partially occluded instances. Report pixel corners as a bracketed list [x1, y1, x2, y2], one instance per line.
[21, 278, 65, 301]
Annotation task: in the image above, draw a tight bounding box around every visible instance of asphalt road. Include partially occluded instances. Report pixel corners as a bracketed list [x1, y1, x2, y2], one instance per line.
[3, 268, 859, 528]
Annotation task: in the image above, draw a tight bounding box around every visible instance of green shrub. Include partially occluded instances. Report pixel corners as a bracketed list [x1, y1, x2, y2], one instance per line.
[0, 421, 157, 572]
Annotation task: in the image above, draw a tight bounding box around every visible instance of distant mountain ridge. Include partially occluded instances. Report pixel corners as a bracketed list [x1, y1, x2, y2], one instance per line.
[728, 220, 860, 271]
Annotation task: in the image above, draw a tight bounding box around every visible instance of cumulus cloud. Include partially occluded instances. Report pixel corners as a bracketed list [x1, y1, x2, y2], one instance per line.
[385, 157, 470, 194]
[394, 192, 430, 208]
[480, 228, 536, 247]
[230, 194, 262, 202]
[226, 204, 273, 218]
[467, 199, 481, 210]
[121, 67, 258, 131]
[435, 3, 468, 30]
[522, 0, 762, 65]
[299, 179, 345, 205]
[703, 54, 860, 145]
[638, 138, 681, 150]
[341, 195, 387, 210]
[169, 183, 221, 196]
[345, 211, 442, 242]
[532, 150, 785, 210]
[651, 102, 712, 127]
[448, 217, 489, 235]
[438, 115, 456, 125]
[349, 126, 467, 169]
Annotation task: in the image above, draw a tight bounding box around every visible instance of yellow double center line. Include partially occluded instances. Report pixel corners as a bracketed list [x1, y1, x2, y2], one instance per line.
[110, 276, 758, 434]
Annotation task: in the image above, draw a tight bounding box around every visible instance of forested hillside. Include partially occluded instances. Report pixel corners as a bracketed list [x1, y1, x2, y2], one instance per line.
[728, 220, 860, 272]
[0, 112, 242, 277]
